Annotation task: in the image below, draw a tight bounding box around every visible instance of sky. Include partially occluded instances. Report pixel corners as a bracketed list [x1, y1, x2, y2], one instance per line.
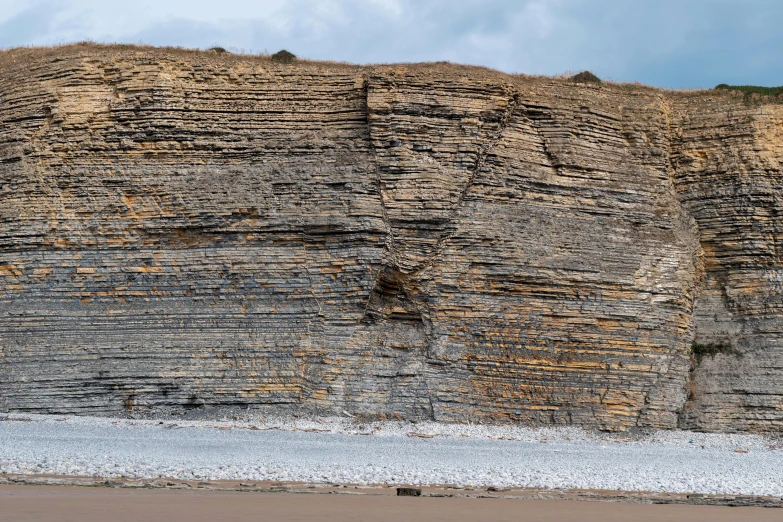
[0, 0, 780, 89]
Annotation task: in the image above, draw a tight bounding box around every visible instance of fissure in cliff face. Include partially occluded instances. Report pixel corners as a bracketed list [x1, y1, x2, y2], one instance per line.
[0, 46, 781, 432]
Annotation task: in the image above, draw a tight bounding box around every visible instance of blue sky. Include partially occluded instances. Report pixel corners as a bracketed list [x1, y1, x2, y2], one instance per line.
[0, 0, 780, 89]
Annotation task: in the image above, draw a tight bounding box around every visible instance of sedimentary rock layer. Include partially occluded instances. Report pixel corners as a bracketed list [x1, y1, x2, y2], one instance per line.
[0, 45, 781, 432]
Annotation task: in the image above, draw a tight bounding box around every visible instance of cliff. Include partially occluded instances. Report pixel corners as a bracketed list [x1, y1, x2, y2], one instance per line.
[1, 44, 781, 432]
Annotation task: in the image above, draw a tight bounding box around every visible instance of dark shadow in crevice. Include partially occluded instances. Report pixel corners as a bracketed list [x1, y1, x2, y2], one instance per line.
[362, 266, 423, 323]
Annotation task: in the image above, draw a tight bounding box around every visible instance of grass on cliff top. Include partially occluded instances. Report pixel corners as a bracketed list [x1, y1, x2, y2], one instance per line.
[15, 41, 777, 98]
[715, 84, 783, 96]
[713, 84, 783, 105]
[0, 41, 516, 80]
[0, 41, 329, 69]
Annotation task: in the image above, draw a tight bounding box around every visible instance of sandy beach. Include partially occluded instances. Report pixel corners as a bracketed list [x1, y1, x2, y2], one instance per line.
[1, 485, 782, 522]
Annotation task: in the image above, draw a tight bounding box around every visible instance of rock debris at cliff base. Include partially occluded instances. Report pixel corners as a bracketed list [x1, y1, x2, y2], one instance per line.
[0, 414, 781, 496]
[0, 44, 782, 433]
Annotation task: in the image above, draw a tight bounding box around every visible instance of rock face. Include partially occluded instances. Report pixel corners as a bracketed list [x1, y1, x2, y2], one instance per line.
[1, 45, 781, 432]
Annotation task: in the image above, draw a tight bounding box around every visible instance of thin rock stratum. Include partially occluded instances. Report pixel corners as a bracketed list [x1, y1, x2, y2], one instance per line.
[1, 45, 781, 432]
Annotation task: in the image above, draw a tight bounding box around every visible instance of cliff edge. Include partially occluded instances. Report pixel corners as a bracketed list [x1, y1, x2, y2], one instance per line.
[1, 44, 781, 432]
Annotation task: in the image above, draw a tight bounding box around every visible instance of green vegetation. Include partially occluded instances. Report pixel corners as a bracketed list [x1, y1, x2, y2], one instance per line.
[570, 71, 601, 84]
[691, 340, 741, 364]
[715, 84, 783, 96]
[209, 46, 228, 53]
[271, 49, 296, 64]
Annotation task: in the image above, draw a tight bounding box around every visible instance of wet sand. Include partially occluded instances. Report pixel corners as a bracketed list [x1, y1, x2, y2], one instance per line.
[1, 485, 780, 522]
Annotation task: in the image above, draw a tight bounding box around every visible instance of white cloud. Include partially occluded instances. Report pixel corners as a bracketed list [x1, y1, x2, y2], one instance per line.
[365, 0, 404, 18]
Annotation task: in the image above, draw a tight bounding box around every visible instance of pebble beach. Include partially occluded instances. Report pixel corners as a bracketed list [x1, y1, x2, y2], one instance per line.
[1, 414, 781, 497]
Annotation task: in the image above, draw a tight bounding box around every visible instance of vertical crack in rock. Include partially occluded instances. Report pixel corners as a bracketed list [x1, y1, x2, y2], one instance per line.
[301, 232, 324, 318]
[522, 103, 563, 175]
[360, 75, 396, 322]
[410, 90, 521, 276]
[362, 75, 520, 311]
[367, 73, 520, 275]
[666, 93, 783, 433]
[659, 96, 705, 428]
[300, 229, 325, 404]
[414, 90, 520, 422]
[359, 76, 520, 421]
[514, 90, 701, 430]
[630, 96, 703, 428]
[364, 76, 396, 260]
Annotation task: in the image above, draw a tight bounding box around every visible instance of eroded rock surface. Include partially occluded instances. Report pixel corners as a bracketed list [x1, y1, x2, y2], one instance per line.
[0, 46, 781, 432]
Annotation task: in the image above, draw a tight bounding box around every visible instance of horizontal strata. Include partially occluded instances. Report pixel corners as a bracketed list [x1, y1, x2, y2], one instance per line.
[0, 46, 781, 432]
